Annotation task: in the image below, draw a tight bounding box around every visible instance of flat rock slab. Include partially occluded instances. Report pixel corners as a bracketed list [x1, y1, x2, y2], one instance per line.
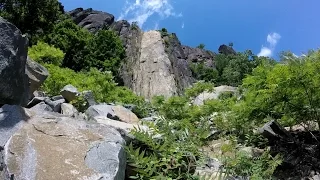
[2, 105, 126, 180]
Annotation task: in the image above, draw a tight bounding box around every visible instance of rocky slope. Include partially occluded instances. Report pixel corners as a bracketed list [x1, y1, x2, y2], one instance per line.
[67, 8, 225, 99]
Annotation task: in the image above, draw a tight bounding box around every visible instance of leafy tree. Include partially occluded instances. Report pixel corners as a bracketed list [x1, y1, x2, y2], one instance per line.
[228, 42, 234, 47]
[0, 0, 63, 42]
[45, 19, 93, 71]
[242, 50, 320, 128]
[190, 62, 219, 83]
[85, 30, 126, 80]
[28, 41, 65, 66]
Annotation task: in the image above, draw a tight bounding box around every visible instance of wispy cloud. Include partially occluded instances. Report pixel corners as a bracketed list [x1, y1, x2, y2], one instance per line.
[258, 32, 281, 57]
[181, 22, 184, 29]
[118, 0, 182, 28]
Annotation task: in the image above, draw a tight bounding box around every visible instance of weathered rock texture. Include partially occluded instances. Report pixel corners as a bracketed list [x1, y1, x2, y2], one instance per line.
[68, 8, 114, 33]
[0, 17, 29, 106]
[0, 105, 126, 180]
[25, 57, 49, 99]
[68, 8, 234, 99]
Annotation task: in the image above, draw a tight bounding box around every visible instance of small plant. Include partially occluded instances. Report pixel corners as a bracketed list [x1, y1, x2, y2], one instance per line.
[197, 43, 205, 49]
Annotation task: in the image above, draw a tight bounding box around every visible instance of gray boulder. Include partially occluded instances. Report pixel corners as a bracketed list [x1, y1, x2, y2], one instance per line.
[0, 17, 29, 106]
[60, 84, 80, 102]
[30, 102, 53, 112]
[51, 95, 64, 101]
[44, 98, 65, 113]
[218, 44, 236, 55]
[26, 96, 47, 108]
[68, 8, 115, 33]
[1, 105, 126, 180]
[61, 103, 79, 117]
[193, 85, 237, 105]
[83, 90, 97, 106]
[86, 104, 139, 124]
[25, 57, 49, 99]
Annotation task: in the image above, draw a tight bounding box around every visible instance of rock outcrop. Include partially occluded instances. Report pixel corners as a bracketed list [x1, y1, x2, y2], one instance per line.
[218, 44, 236, 55]
[68, 8, 115, 33]
[67, 8, 219, 99]
[0, 17, 29, 106]
[0, 105, 127, 180]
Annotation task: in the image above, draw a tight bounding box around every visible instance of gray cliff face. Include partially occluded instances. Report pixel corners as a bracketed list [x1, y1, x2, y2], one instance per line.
[182, 45, 216, 68]
[68, 8, 221, 99]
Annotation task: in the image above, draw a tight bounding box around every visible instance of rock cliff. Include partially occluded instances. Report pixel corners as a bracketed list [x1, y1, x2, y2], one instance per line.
[67, 8, 230, 99]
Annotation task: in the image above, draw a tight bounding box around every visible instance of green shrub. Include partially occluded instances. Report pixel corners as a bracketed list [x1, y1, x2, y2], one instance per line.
[41, 64, 145, 109]
[45, 19, 93, 71]
[190, 63, 219, 83]
[85, 30, 126, 80]
[28, 41, 65, 66]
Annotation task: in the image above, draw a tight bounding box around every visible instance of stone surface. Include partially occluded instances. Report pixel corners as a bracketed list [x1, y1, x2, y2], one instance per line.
[26, 97, 47, 108]
[83, 90, 97, 106]
[44, 99, 65, 113]
[25, 57, 49, 99]
[218, 44, 236, 55]
[193, 85, 237, 105]
[30, 102, 53, 112]
[182, 45, 216, 68]
[0, 17, 29, 106]
[51, 95, 64, 101]
[68, 8, 115, 33]
[132, 30, 178, 99]
[61, 103, 78, 117]
[1, 105, 126, 180]
[60, 84, 79, 102]
[86, 104, 139, 124]
[259, 120, 292, 141]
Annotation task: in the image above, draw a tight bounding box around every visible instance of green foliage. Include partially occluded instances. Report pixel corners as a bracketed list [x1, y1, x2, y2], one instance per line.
[241, 49, 320, 128]
[228, 42, 234, 47]
[41, 64, 144, 109]
[126, 117, 211, 179]
[84, 30, 125, 79]
[184, 81, 214, 99]
[45, 19, 126, 79]
[160, 28, 169, 37]
[222, 146, 282, 179]
[197, 43, 205, 49]
[190, 63, 219, 83]
[45, 19, 93, 71]
[28, 41, 65, 66]
[0, 0, 63, 43]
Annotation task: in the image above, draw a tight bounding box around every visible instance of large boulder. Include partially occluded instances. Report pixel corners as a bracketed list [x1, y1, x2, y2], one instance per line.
[68, 8, 115, 33]
[0, 17, 29, 106]
[218, 44, 236, 55]
[0, 105, 126, 180]
[60, 84, 80, 102]
[86, 104, 139, 124]
[193, 85, 237, 105]
[25, 57, 49, 99]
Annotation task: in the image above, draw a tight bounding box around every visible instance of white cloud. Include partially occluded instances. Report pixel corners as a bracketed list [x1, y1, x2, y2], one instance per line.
[181, 22, 184, 29]
[258, 32, 281, 57]
[118, 0, 182, 28]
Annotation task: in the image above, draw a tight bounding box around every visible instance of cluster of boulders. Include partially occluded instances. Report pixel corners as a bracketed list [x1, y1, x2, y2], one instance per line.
[0, 17, 145, 180]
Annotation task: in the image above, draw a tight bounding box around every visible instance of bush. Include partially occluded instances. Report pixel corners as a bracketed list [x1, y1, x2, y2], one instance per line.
[190, 63, 219, 83]
[28, 41, 65, 66]
[85, 30, 126, 81]
[45, 19, 93, 71]
[41, 64, 145, 110]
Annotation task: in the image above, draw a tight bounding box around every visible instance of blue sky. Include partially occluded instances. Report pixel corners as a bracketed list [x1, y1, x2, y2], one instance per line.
[60, 0, 320, 58]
